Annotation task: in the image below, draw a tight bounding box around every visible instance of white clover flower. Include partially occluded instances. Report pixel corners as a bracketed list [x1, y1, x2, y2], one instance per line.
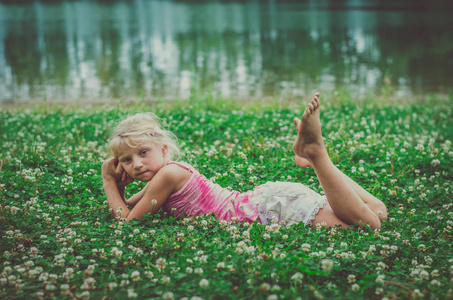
[291, 272, 303, 283]
[347, 275, 356, 283]
[301, 243, 311, 252]
[375, 287, 385, 296]
[162, 291, 174, 300]
[321, 259, 334, 271]
[237, 241, 246, 248]
[60, 284, 70, 295]
[216, 262, 226, 269]
[131, 271, 140, 282]
[115, 207, 123, 216]
[199, 278, 209, 288]
[430, 159, 440, 167]
[82, 277, 96, 290]
[151, 199, 158, 205]
[351, 284, 360, 292]
[245, 246, 256, 255]
[107, 282, 118, 290]
[430, 279, 441, 287]
[419, 270, 429, 280]
[411, 290, 424, 299]
[156, 258, 167, 271]
[127, 288, 137, 299]
[259, 283, 271, 292]
[270, 223, 280, 233]
[375, 274, 385, 285]
[271, 284, 281, 292]
[431, 269, 439, 278]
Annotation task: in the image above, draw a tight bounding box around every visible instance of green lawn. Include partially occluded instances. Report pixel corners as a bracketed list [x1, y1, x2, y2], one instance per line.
[1, 94, 452, 299]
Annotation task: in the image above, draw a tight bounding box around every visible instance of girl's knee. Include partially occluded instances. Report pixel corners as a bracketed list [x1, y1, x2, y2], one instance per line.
[312, 205, 349, 229]
[354, 206, 382, 230]
[376, 201, 388, 222]
[368, 200, 388, 222]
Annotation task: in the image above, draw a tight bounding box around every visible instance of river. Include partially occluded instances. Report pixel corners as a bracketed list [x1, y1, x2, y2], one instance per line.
[1, 0, 452, 103]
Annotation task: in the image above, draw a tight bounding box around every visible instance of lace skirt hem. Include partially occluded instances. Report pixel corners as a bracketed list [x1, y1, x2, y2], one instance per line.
[252, 181, 328, 226]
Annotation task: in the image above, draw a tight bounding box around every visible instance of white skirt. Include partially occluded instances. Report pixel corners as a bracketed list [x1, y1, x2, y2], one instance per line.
[252, 181, 328, 226]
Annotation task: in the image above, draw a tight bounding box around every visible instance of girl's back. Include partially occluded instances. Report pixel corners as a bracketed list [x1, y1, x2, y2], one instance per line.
[162, 161, 260, 223]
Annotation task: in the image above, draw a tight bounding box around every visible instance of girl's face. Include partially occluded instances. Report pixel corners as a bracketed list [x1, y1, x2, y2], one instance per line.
[117, 142, 168, 182]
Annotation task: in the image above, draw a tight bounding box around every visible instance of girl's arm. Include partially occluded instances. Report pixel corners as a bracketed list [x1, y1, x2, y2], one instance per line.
[125, 183, 150, 207]
[102, 161, 190, 221]
[102, 158, 133, 217]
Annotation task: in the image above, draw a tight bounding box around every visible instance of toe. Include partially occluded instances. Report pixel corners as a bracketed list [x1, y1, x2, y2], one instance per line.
[302, 107, 311, 120]
[314, 93, 320, 103]
[311, 99, 317, 108]
[293, 117, 301, 130]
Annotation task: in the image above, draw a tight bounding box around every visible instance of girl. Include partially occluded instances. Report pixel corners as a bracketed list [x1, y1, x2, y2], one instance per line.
[102, 93, 388, 230]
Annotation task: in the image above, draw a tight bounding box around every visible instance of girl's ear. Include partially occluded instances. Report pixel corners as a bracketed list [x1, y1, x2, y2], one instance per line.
[162, 144, 168, 157]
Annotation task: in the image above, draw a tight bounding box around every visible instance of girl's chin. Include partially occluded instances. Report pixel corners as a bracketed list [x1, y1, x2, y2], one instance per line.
[135, 173, 153, 182]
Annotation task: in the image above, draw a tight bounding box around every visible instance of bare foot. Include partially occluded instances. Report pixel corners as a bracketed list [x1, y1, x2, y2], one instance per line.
[292, 93, 326, 162]
[295, 155, 312, 168]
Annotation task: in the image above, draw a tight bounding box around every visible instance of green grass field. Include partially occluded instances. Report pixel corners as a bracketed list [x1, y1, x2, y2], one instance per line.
[1, 94, 452, 299]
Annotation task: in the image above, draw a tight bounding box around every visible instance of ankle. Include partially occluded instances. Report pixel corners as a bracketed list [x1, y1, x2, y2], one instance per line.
[304, 144, 328, 162]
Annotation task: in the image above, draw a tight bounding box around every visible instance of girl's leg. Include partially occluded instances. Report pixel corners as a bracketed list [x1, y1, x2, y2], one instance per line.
[293, 93, 383, 230]
[295, 154, 387, 222]
[311, 202, 350, 229]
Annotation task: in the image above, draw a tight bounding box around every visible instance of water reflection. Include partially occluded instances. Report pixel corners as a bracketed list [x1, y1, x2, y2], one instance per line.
[0, 0, 452, 103]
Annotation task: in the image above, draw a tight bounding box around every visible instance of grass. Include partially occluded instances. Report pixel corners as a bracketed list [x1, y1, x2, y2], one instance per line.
[0, 93, 452, 299]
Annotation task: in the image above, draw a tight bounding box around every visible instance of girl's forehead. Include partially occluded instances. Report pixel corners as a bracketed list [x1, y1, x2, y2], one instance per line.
[118, 140, 155, 155]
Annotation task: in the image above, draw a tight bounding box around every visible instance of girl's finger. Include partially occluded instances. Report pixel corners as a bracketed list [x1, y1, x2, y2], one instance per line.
[115, 161, 123, 174]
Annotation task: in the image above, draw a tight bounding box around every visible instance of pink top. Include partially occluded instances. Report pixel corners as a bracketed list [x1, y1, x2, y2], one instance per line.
[161, 162, 260, 223]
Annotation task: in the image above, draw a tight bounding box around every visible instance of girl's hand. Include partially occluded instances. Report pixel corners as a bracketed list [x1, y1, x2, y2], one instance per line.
[102, 157, 134, 187]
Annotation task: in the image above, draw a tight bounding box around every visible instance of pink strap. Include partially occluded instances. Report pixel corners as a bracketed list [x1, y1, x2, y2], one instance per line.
[166, 161, 193, 173]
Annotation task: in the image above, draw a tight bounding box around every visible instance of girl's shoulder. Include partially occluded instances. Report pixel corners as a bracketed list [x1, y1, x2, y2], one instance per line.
[155, 162, 194, 193]
[165, 161, 198, 174]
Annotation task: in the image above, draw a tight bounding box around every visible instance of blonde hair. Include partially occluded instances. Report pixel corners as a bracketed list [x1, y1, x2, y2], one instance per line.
[108, 112, 180, 161]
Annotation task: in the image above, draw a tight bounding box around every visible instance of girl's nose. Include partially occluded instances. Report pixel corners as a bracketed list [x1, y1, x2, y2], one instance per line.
[133, 157, 143, 169]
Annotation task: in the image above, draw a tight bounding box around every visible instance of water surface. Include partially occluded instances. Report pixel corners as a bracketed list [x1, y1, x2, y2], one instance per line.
[1, 0, 452, 103]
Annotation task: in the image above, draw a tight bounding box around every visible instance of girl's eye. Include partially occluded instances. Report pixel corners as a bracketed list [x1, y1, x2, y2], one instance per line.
[140, 150, 148, 156]
[121, 158, 131, 164]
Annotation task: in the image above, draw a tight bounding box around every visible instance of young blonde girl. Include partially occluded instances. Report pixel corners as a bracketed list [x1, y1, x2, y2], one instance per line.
[102, 93, 388, 229]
